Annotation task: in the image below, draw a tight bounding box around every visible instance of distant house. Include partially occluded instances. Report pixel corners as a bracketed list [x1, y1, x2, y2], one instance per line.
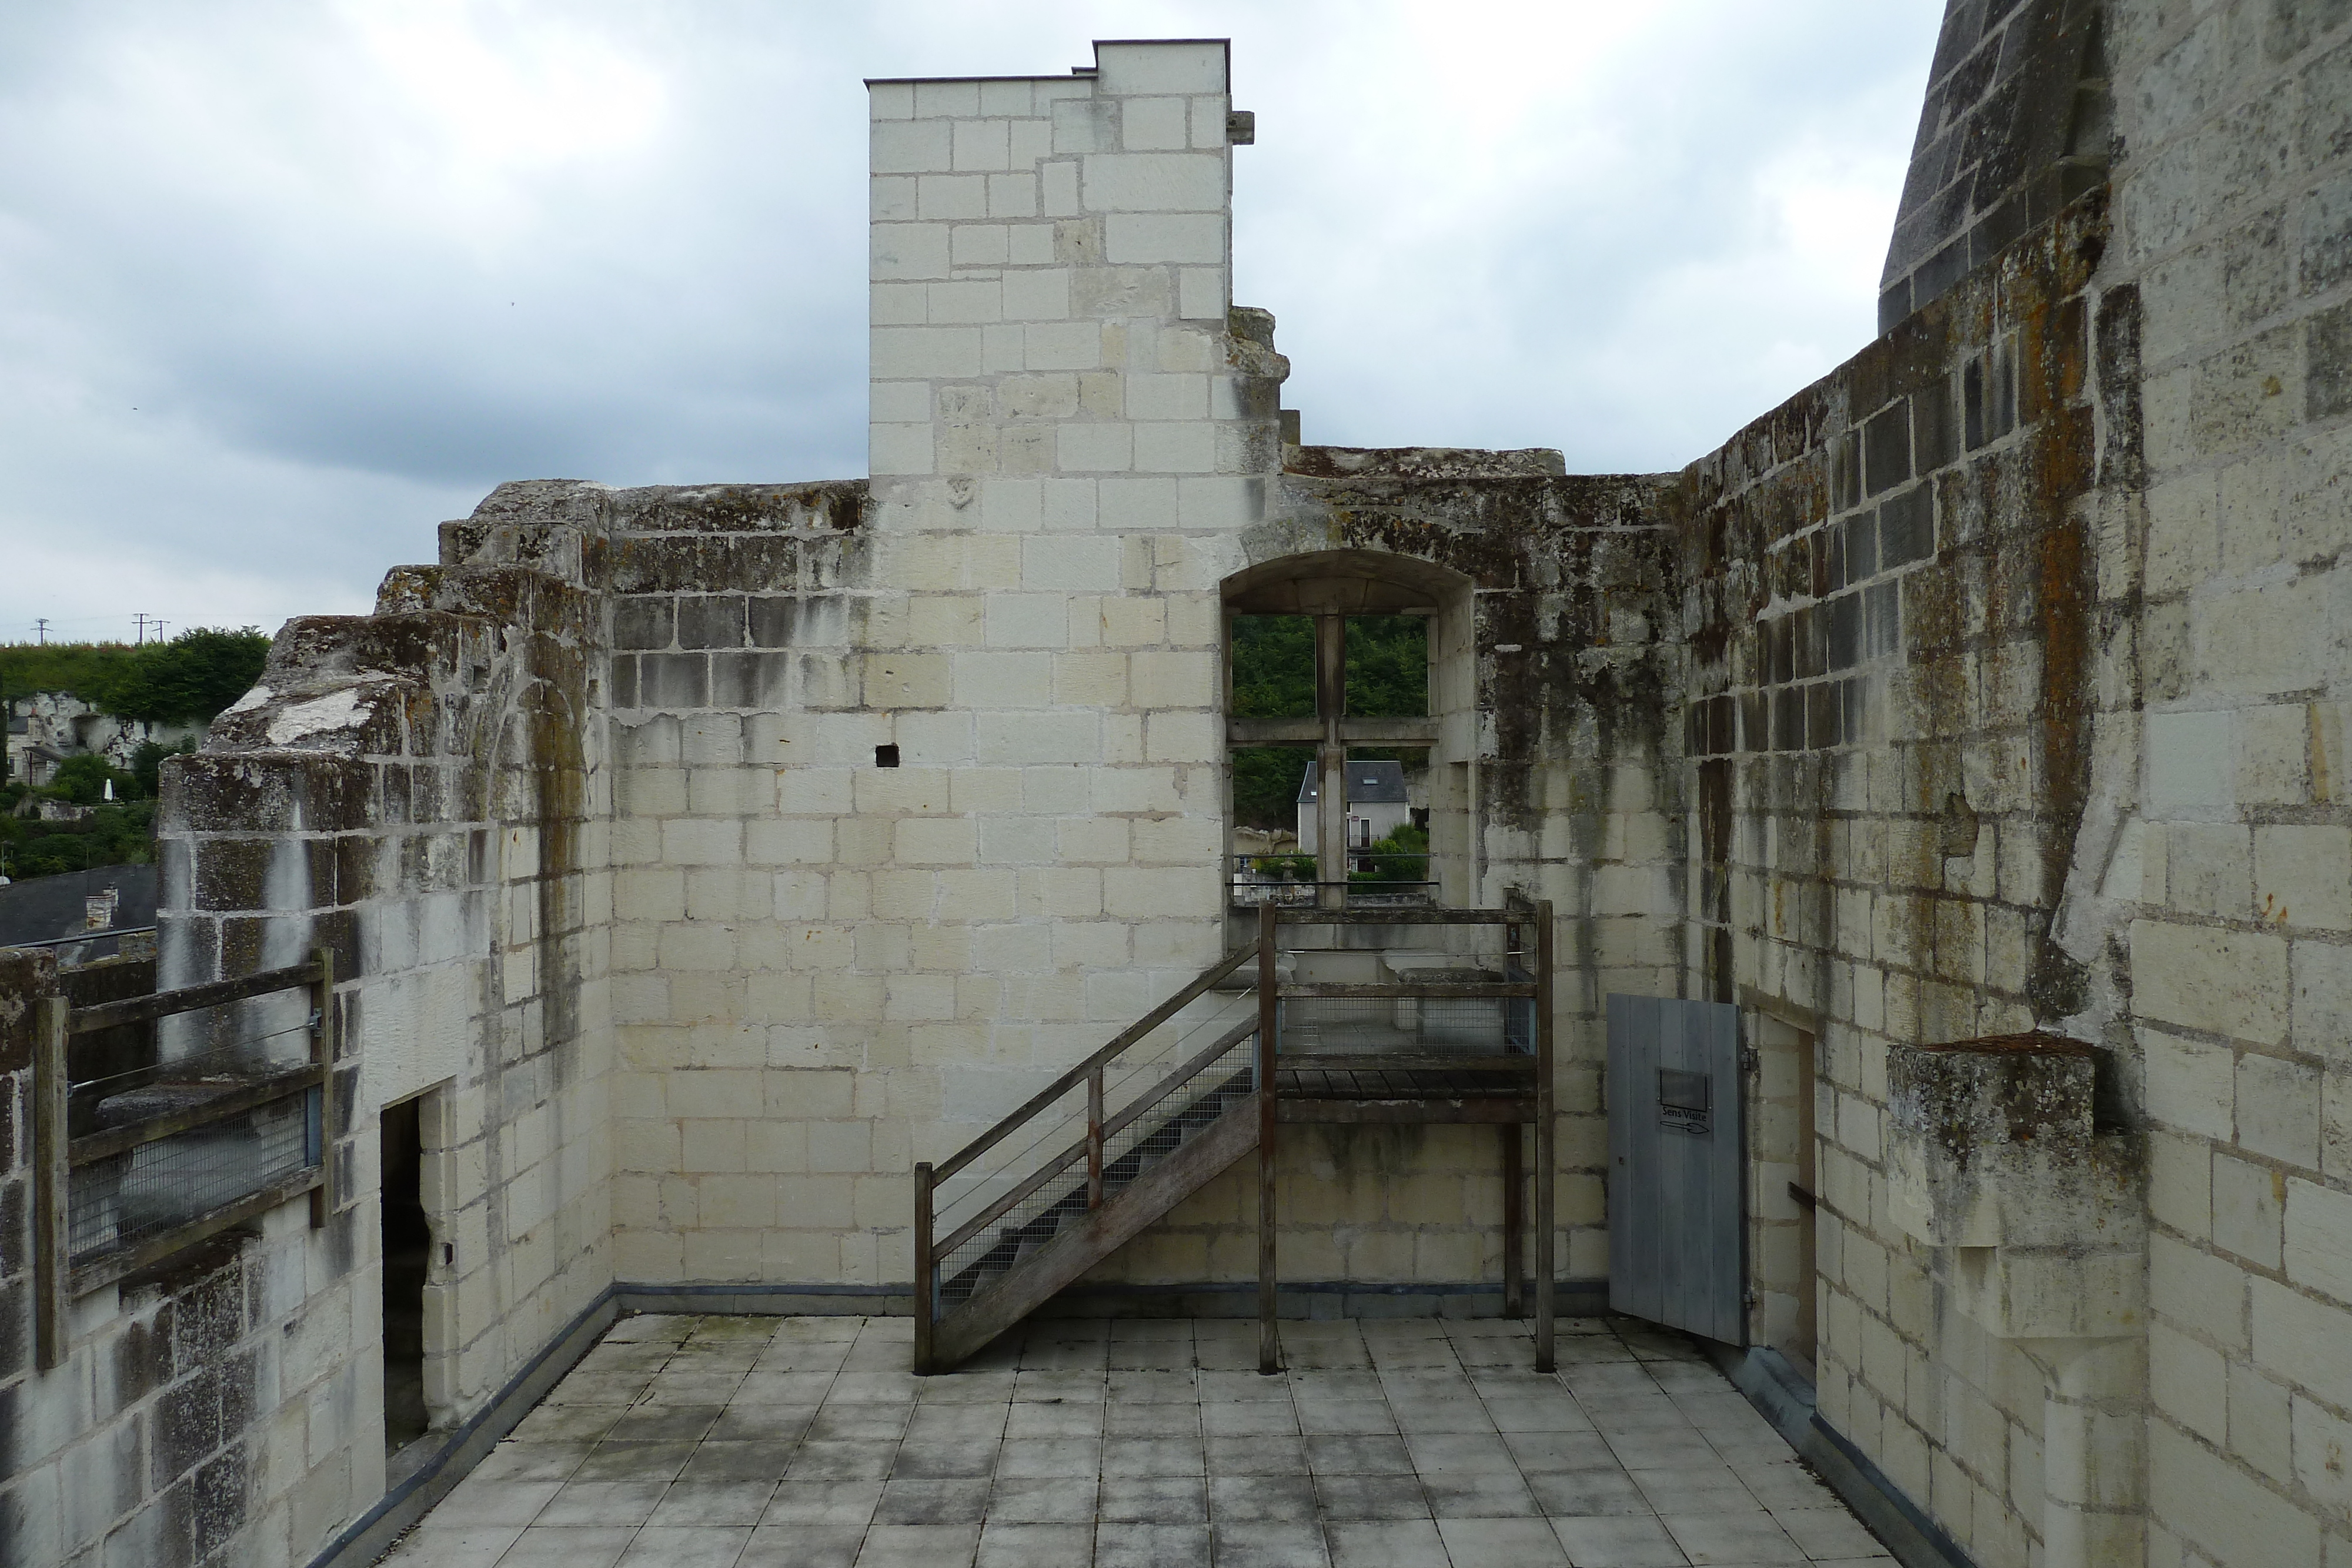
[4, 692, 202, 785]
[1296, 759, 1414, 857]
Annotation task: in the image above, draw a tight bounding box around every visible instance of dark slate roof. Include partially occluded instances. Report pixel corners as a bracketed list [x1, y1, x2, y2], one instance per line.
[0, 864, 159, 947]
[1297, 760, 1410, 806]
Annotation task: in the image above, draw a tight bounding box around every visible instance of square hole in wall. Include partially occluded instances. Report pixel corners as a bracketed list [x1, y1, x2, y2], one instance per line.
[875, 744, 900, 768]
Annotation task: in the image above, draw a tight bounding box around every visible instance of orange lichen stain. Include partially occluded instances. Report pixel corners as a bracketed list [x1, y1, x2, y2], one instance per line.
[2260, 893, 2290, 924]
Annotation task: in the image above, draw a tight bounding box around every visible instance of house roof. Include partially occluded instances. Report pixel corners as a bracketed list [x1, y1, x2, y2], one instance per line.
[1297, 759, 1410, 806]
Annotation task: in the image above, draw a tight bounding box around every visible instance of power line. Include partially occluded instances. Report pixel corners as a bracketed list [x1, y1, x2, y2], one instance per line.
[32, 618, 49, 644]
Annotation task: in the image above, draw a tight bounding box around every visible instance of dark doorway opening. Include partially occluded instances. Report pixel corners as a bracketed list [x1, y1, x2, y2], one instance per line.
[381, 1094, 430, 1459]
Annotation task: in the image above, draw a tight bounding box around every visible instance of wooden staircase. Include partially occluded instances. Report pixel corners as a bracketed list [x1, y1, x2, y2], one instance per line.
[914, 945, 1264, 1373]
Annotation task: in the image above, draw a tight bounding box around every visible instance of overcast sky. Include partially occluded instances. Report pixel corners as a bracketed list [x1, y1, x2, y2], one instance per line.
[0, 1, 1942, 646]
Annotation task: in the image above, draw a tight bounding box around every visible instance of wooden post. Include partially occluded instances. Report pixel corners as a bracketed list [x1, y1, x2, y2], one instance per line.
[1502, 1122, 1525, 1319]
[1534, 901, 1556, 1373]
[309, 947, 337, 1228]
[1085, 1068, 1104, 1209]
[34, 994, 70, 1373]
[1315, 613, 1348, 911]
[913, 1161, 936, 1375]
[1257, 902, 1280, 1375]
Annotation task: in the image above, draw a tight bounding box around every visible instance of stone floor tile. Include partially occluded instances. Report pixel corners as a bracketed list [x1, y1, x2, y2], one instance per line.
[1205, 1399, 1301, 1436]
[539, 1480, 670, 1527]
[888, 1438, 998, 1480]
[1290, 1370, 1384, 1402]
[1278, 1326, 1371, 1369]
[1294, 1400, 1397, 1436]
[1546, 1514, 1688, 1567]
[973, 1520, 1092, 1568]
[1110, 1369, 1200, 1403]
[1108, 1342, 1197, 1372]
[575, 1441, 699, 1485]
[917, 1372, 1016, 1404]
[1214, 1519, 1333, 1567]
[1005, 1401, 1103, 1439]
[607, 1314, 699, 1344]
[1628, 1466, 1749, 1510]
[379, 1524, 525, 1566]
[905, 1405, 1007, 1443]
[548, 1372, 659, 1407]
[738, 1372, 840, 1405]
[641, 1372, 751, 1406]
[754, 1345, 854, 1375]
[1092, 1522, 1211, 1568]
[1107, 1400, 1198, 1438]
[512, 1402, 634, 1443]
[1504, 1432, 1620, 1473]
[1522, 1468, 1648, 1517]
[1200, 1370, 1294, 1403]
[1208, 1472, 1319, 1520]
[985, 1475, 1098, 1523]
[1101, 1435, 1207, 1476]
[681, 1442, 799, 1484]
[1563, 1363, 1661, 1397]
[1769, 1506, 1887, 1560]
[850, 1523, 979, 1567]
[429, 1476, 562, 1526]
[1097, 1475, 1208, 1523]
[1208, 1435, 1308, 1475]
[497, 1524, 637, 1568]
[1018, 1340, 1111, 1370]
[1401, 1431, 1518, 1473]
[1388, 1399, 1496, 1435]
[1602, 1429, 1720, 1468]
[1304, 1434, 1415, 1475]
[1424, 1469, 1543, 1518]
[650, 1480, 780, 1526]
[1581, 1399, 1695, 1432]
[474, 1440, 594, 1483]
[997, 1437, 1100, 1477]
[1312, 1473, 1432, 1521]
[1659, 1509, 1805, 1564]
[807, 1406, 911, 1443]
[613, 1525, 755, 1567]
[691, 1316, 783, 1344]
[1013, 1369, 1107, 1402]
[710, 1404, 818, 1443]
[1365, 1340, 1460, 1372]
[826, 1372, 921, 1403]
[873, 1477, 990, 1524]
[737, 1529, 864, 1568]
[1434, 1517, 1569, 1566]
[1324, 1519, 1451, 1568]
[761, 1479, 884, 1527]
[581, 1343, 675, 1375]
[786, 1440, 900, 1481]
[610, 1404, 726, 1444]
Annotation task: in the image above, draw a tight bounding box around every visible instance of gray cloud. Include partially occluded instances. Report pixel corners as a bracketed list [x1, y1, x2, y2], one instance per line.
[0, 1, 1939, 640]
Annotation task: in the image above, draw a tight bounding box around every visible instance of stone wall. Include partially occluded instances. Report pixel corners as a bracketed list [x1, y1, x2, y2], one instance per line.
[2103, 3, 2352, 1563]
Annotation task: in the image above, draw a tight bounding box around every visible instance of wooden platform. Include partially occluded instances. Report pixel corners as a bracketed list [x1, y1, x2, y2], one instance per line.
[1274, 1055, 1537, 1123]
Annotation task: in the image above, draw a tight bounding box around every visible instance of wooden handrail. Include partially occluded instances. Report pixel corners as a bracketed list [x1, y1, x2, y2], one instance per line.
[67, 1063, 323, 1166]
[70, 959, 322, 1035]
[936, 1016, 1260, 1260]
[930, 940, 1259, 1182]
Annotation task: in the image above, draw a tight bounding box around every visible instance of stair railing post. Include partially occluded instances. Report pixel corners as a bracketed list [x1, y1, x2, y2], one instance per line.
[913, 1161, 936, 1375]
[1257, 903, 1280, 1375]
[34, 993, 70, 1373]
[1535, 899, 1557, 1373]
[1086, 1069, 1104, 1209]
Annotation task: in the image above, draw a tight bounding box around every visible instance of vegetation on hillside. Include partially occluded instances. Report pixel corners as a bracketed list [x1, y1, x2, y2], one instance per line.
[1230, 615, 1429, 829]
[0, 628, 272, 722]
[0, 630, 266, 880]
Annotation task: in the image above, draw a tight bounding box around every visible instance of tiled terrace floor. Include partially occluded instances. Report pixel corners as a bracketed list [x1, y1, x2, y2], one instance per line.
[380, 1313, 1892, 1568]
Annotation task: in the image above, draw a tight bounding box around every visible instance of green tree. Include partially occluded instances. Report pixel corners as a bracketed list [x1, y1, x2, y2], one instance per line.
[48, 753, 135, 806]
[131, 737, 197, 798]
[95, 628, 272, 722]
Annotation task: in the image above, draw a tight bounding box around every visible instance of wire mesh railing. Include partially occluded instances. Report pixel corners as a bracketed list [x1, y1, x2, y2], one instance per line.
[33, 950, 338, 1370]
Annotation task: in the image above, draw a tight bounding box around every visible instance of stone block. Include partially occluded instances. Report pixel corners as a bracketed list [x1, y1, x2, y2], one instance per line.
[2258, 825, 2352, 930]
[2145, 709, 2236, 813]
[2213, 1153, 2285, 1269]
[872, 119, 952, 174]
[1105, 213, 1223, 265]
[2133, 919, 2289, 1044]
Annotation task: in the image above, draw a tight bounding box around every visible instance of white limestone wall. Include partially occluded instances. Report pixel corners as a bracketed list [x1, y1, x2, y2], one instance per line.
[2103, 6, 2352, 1564]
[607, 42, 1276, 1287]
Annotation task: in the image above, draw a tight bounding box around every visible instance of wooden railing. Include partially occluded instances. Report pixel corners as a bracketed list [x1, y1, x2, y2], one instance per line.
[34, 949, 338, 1370]
[914, 941, 1261, 1371]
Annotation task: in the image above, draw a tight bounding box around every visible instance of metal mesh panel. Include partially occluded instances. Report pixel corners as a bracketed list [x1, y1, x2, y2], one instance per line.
[1279, 988, 1514, 1056]
[71, 1093, 313, 1258]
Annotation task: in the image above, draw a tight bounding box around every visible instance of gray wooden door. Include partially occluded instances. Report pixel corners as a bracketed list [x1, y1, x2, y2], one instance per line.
[1607, 994, 1744, 1345]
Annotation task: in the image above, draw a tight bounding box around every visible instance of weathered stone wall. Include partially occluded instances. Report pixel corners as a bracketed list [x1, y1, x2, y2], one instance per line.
[1678, 186, 2127, 1567]
[0, 534, 617, 1568]
[2099, 4, 2352, 1564]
